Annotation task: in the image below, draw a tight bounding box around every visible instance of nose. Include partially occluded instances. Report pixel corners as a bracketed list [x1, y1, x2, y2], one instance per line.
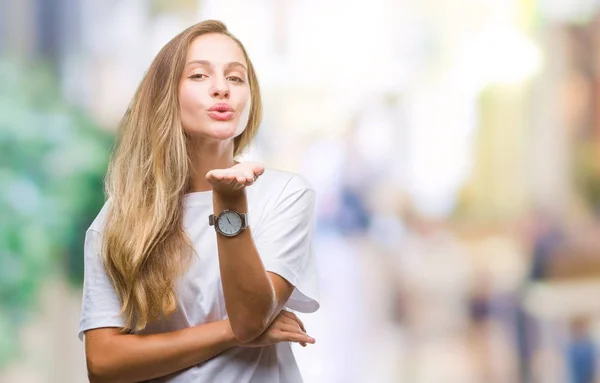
[210, 77, 230, 99]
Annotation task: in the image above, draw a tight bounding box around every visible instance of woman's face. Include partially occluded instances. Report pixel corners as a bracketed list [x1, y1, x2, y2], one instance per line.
[179, 33, 251, 141]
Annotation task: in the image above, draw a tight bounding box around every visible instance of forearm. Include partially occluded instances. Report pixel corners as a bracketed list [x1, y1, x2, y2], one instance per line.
[87, 320, 238, 383]
[213, 190, 277, 341]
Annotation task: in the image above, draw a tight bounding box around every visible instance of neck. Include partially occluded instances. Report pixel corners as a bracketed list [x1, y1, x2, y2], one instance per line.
[188, 138, 236, 193]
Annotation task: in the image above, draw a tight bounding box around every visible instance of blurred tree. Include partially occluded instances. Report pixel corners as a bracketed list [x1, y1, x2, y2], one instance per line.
[575, 142, 600, 214]
[150, 0, 198, 16]
[0, 58, 112, 368]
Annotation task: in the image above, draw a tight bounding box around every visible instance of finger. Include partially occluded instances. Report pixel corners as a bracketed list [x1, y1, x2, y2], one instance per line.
[243, 170, 255, 183]
[275, 323, 304, 335]
[207, 169, 231, 182]
[276, 330, 315, 344]
[275, 323, 314, 347]
[277, 315, 299, 328]
[241, 170, 255, 186]
[281, 311, 305, 333]
[292, 314, 305, 333]
[279, 310, 299, 325]
[205, 170, 222, 182]
[240, 162, 264, 177]
[216, 176, 236, 185]
[278, 316, 305, 335]
[231, 170, 248, 184]
[252, 163, 265, 176]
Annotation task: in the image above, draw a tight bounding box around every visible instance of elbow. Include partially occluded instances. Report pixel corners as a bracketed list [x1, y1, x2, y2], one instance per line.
[231, 322, 264, 343]
[87, 357, 109, 383]
[229, 299, 277, 343]
[230, 316, 268, 343]
[88, 371, 108, 383]
[86, 354, 121, 383]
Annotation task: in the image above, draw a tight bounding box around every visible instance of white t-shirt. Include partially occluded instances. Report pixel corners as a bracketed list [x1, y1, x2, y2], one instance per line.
[78, 169, 320, 382]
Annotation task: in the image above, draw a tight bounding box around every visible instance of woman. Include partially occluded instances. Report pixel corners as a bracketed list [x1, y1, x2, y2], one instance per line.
[79, 20, 319, 382]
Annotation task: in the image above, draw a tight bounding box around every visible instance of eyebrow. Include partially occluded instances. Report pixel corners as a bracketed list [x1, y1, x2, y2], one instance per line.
[185, 60, 247, 71]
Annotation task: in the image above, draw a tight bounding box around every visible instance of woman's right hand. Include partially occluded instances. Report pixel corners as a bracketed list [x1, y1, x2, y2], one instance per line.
[240, 310, 315, 348]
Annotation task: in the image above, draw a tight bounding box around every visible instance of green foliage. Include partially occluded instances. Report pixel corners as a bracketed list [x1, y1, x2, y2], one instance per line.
[0, 57, 113, 368]
[575, 142, 600, 214]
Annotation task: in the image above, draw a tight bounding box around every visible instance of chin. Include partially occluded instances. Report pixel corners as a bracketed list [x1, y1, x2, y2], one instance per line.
[211, 122, 240, 139]
[190, 122, 238, 141]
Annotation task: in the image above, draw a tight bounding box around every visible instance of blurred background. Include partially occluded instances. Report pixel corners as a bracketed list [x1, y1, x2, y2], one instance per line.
[3, 0, 600, 382]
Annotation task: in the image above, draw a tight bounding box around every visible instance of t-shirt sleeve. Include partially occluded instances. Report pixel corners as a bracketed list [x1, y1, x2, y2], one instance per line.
[254, 176, 320, 313]
[78, 229, 125, 340]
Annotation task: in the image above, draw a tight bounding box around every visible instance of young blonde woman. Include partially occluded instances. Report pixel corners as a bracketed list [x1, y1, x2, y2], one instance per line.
[78, 20, 319, 383]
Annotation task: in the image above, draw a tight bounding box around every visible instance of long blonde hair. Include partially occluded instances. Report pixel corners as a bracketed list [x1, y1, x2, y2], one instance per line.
[102, 20, 262, 332]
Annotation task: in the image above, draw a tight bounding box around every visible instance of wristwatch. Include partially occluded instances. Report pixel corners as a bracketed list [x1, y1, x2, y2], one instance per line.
[209, 209, 248, 237]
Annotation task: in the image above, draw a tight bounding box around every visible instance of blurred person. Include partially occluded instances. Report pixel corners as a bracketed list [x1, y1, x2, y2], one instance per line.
[516, 209, 565, 382]
[78, 20, 319, 383]
[387, 194, 477, 381]
[567, 317, 596, 383]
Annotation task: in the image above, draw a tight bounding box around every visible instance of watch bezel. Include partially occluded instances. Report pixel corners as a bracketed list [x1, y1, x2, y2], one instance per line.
[209, 209, 248, 237]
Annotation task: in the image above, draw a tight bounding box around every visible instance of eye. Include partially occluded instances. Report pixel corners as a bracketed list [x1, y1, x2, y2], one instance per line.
[189, 73, 207, 80]
[227, 76, 244, 84]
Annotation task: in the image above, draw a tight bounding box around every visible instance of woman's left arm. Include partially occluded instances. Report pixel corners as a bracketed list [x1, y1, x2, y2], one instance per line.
[212, 188, 294, 343]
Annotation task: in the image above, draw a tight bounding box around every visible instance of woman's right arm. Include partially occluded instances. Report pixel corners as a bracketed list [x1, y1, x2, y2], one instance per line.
[85, 310, 312, 383]
[81, 226, 313, 382]
[85, 319, 236, 383]
[82, 228, 237, 382]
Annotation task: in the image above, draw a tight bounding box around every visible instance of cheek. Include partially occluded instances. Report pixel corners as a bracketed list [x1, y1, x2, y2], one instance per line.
[179, 84, 201, 112]
[179, 84, 208, 130]
[235, 95, 252, 137]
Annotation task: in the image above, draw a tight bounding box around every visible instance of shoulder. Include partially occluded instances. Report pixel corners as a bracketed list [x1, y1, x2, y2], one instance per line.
[88, 199, 112, 235]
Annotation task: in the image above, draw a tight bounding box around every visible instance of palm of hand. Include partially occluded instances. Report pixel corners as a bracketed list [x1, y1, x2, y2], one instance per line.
[205, 161, 265, 195]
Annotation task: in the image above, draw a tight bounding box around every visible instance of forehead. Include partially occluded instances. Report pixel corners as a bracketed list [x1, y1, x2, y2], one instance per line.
[186, 33, 247, 65]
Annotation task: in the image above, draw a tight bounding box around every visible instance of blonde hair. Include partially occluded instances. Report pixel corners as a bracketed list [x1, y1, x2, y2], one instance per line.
[102, 20, 262, 332]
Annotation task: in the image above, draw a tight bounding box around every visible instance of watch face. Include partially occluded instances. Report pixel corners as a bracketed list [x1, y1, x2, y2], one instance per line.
[217, 210, 243, 236]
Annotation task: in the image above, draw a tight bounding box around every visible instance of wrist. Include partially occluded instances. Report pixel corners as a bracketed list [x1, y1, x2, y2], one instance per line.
[223, 320, 241, 347]
[213, 188, 248, 213]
